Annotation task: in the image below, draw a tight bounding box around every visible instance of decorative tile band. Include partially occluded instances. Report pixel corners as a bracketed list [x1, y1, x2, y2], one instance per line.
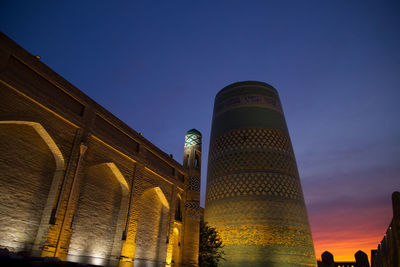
[208, 150, 298, 178]
[204, 196, 309, 227]
[209, 128, 294, 158]
[215, 94, 282, 115]
[184, 132, 201, 147]
[187, 176, 200, 192]
[206, 172, 303, 202]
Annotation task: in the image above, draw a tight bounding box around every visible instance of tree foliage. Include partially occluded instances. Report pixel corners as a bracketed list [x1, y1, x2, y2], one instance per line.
[199, 221, 224, 267]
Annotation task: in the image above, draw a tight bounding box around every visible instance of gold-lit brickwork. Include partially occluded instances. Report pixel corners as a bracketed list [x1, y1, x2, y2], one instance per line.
[204, 196, 309, 226]
[0, 33, 200, 267]
[206, 172, 303, 201]
[216, 224, 314, 247]
[222, 245, 317, 267]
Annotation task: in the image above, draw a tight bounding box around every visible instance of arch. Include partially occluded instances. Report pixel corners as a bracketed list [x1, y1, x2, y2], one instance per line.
[0, 121, 64, 170]
[175, 194, 182, 222]
[171, 227, 181, 266]
[0, 121, 65, 254]
[67, 163, 130, 265]
[149, 187, 170, 209]
[195, 152, 200, 168]
[104, 162, 129, 193]
[134, 187, 170, 266]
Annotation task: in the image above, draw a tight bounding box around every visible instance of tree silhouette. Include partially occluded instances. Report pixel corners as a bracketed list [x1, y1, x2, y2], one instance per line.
[199, 221, 224, 267]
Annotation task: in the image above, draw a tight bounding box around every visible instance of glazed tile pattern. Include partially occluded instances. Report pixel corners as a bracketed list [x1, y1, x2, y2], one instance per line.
[208, 149, 298, 178]
[185, 201, 201, 219]
[214, 94, 283, 116]
[209, 128, 294, 158]
[204, 81, 316, 267]
[188, 175, 200, 192]
[184, 132, 201, 147]
[206, 172, 303, 201]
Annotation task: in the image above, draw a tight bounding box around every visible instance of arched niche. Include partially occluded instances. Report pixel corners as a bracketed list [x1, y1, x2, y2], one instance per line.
[134, 187, 170, 266]
[67, 162, 129, 266]
[175, 194, 182, 222]
[171, 227, 181, 266]
[0, 121, 65, 254]
[0, 121, 64, 169]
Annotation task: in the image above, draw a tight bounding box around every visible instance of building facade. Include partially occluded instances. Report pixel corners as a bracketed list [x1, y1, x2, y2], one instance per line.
[204, 81, 316, 266]
[371, 192, 400, 267]
[0, 32, 201, 267]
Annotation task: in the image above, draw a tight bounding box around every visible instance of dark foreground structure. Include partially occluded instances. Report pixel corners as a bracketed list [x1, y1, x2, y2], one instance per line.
[371, 192, 400, 267]
[0, 32, 201, 266]
[204, 81, 316, 266]
[317, 250, 369, 267]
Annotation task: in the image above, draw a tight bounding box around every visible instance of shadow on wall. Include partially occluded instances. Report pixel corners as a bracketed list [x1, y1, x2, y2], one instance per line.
[0, 122, 64, 255]
[134, 187, 170, 266]
[66, 163, 129, 266]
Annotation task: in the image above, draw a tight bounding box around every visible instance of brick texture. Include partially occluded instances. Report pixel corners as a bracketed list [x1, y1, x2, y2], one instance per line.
[0, 32, 199, 267]
[0, 125, 55, 251]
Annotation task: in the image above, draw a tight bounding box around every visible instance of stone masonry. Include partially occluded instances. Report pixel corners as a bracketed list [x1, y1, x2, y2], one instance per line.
[0, 32, 200, 267]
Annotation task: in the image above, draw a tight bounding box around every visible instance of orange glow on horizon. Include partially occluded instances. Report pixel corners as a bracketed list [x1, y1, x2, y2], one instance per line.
[310, 213, 389, 262]
[308, 198, 393, 263]
[314, 236, 378, 262]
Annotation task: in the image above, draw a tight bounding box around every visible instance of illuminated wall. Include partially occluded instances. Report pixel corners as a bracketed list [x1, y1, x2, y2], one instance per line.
[0, 32, 200, 267]
[171, 227, 181, 265]
[134, 187, 170, 265]
[0, 124, 56, 253]
[67, 163, 129, 266]
[204, 81, 317, 267]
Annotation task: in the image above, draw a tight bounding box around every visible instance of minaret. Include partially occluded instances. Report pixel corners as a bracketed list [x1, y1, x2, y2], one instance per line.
[182, 129, 202, 266]
[205, 81, 316, 267]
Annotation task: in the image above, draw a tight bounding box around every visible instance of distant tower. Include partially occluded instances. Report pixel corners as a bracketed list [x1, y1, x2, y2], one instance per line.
[204, 81, 316, 266]
[355, 250, 370, 267]
[182, 129, 202, 266]
[321, 251, 335, 267]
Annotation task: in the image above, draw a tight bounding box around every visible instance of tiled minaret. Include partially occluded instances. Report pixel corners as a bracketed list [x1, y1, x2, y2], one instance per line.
[204, 81, 316, 267]
[182, 129, 202, 266]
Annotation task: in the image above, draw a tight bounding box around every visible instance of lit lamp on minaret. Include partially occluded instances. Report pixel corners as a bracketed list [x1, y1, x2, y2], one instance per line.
[182, 129, 202, 266]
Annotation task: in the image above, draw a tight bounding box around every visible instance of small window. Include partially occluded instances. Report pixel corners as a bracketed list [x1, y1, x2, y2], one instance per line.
[175, 197, 182, 222]
[184, 154, 189, 168]
[195, 153, 200, 168]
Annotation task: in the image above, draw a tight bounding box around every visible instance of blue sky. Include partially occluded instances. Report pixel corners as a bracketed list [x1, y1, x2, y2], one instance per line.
[2, 0, 399, 260]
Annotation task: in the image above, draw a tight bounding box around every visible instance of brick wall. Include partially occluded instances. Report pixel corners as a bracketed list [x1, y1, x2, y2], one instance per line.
[67, 164, 126, 263]
[0, 32, 200, 267]
[0, 124, 55, 252]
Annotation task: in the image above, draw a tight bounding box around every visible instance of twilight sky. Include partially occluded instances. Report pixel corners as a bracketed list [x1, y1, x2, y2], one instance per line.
[1, 0, 399, 262]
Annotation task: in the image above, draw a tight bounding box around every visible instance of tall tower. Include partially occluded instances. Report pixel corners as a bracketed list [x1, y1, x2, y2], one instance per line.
[204, 81, 316, 267]
[182, 129, 202, 266]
